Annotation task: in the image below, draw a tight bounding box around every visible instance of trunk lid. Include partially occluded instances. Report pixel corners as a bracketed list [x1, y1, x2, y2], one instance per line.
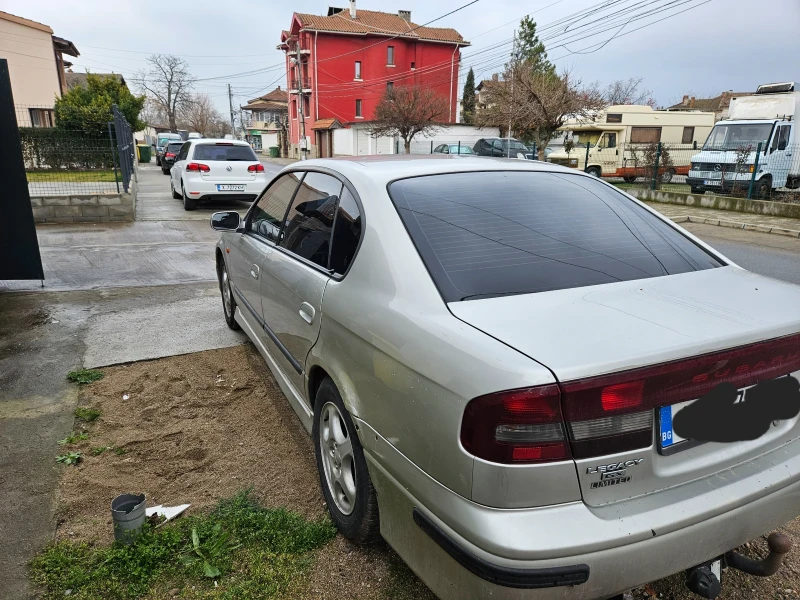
[200, 160, 257, 181]
[449, 267, 800, 505]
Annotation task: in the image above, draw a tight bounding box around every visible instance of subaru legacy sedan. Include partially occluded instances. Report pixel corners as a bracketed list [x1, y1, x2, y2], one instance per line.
[211, 156, 800, 600]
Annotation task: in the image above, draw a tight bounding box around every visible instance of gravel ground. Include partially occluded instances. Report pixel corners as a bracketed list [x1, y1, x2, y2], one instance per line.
[54, 344, 798, 599]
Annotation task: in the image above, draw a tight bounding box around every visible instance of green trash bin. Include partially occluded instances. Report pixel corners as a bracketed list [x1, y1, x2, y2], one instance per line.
[137, 144, 151, 163]
[269, 146, 279, 158]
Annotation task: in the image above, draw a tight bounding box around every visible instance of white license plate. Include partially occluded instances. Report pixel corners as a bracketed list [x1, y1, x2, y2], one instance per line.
[217, 184, 246, 191]
[703, 179, 722, 186]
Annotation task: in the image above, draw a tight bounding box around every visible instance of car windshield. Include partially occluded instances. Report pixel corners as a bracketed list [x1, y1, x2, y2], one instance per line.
[192, 144, 258, 161]
[388, 171, 722, 302]
[158, 137, 178, 146]
[166, 143, 184, 153]
[570, 130, 602, 146]
[703, 123, 773, 150]
[449, 145, 473, 154]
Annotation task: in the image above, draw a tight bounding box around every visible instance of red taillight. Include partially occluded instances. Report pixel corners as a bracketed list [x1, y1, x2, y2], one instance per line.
[460, 385, 571, 464]
[561, 331, 800, 458]
[186, 162, 210, 172]
[165, 152, 176, 158]
[248, 163, 265, 173]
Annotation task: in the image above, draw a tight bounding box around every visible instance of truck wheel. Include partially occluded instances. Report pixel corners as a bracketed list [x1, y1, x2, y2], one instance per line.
[660, 168, 675, 184]
[690, 186, 705, 195]
[623, 176, 637, 183]
[586, 167, 601, 178]
[756, 176, 772, 200]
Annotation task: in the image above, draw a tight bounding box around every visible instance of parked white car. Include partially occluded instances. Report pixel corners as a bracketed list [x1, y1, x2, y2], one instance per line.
[170, 139, 267, 210]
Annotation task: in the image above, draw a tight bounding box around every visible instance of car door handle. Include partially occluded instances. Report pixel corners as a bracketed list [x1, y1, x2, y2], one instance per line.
[250, 264, 260, 279]
[299, 302, 315, 324]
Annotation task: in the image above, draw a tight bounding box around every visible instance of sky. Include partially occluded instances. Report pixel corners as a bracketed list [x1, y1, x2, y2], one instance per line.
[4, 0, 799, 117]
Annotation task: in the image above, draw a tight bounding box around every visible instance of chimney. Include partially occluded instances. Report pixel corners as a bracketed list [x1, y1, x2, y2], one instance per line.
[689, 96, 696, 108]
[682, 94, 689, 106]
[276, 85, 281, 90]
[349, 0, 356, 18]
[398, 10, 411, 21]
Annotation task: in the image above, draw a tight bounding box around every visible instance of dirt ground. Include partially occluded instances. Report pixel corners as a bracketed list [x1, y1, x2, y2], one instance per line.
[55, 344, 799, 600]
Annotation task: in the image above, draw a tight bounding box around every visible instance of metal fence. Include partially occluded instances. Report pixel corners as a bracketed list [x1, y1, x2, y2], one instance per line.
[16, 104, 135, 196]
[548, 141, 800, 203]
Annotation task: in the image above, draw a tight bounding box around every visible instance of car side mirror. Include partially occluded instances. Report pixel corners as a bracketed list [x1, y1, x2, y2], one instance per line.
[210, 211, 241, 231]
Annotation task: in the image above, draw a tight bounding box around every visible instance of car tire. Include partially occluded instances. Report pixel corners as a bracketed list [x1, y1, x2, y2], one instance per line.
[182, 183, 197, 210]
[156, 158, 161, 167]
[756, 176, 772, 200]
[623, 176, 637, 183]
[660, 168, 675, 184]
[218, 258, 240, 331]
[171, 179, 181, 200]
[313, 378, 380, 544]
[162, 168, 170, 175]
[586, 166, 601, 178]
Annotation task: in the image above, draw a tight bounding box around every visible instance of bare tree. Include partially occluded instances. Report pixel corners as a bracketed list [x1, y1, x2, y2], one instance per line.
[605, 77, 655, 107]
[369, 87, 450, 153]
[133, 55, 195, 131]
[179, 93, 229, 137]
[478, 67, 605, 159]
[140, 97, 169, 128]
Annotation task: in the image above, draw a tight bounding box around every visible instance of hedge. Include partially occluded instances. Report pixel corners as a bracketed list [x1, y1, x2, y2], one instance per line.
[20, 127, 115, 171]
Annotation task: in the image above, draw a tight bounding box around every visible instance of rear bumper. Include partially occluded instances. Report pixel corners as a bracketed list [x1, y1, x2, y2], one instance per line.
[360, 417, 800, 599]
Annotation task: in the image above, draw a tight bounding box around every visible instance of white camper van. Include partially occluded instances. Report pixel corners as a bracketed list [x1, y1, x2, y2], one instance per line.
[688, 82, 800, 198]
[548, 105, 715, 181]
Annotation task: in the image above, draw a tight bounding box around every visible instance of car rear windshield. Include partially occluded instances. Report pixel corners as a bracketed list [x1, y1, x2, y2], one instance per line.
[192, 143, 258, 161]
[166, 143, 184, 152]
[388, 171, 723, 302]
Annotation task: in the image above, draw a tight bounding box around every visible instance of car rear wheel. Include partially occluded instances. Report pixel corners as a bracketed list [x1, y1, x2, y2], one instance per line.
[170, 179, 181, 200]
[182, 182, 197, 211]
[586, 166, 601, 178]
[218, 258, 240, 330]
[660, 168, 676, 184]
[623, 176, 637, 183]
[162, 167, 170, 175]
[313, 378, 379, 543]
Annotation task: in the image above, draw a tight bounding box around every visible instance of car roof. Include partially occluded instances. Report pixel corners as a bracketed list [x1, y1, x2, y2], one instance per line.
[288, 155, 586, 186]
[189, 138, 250, 146]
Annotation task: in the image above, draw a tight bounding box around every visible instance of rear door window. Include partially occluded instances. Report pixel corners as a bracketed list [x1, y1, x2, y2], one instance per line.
[192, 143, 258, 161]
[330, 187, 362, 274]
[388, 171, 722, 302]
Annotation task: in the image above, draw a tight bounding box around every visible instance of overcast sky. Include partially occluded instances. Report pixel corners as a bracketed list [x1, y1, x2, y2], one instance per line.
[6, 0, 799, 116]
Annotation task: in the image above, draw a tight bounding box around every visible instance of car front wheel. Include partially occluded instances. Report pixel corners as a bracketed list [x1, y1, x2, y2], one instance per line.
[313, 378, 379, 543]
[218, 258, 240, 330]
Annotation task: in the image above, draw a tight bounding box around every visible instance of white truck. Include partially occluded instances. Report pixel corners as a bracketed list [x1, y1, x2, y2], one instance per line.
[688, 82, 799, 198]
[547, 105, 715, 181]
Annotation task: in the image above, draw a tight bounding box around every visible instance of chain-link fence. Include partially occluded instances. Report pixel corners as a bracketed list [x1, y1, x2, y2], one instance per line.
[16, 104, 124, 196]
[548, 141, 800, 202]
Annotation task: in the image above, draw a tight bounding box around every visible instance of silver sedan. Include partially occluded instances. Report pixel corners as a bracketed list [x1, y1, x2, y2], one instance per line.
[212, 155, 800, 600]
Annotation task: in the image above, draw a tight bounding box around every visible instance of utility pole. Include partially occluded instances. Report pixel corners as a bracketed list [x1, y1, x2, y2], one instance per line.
[228, 84, 236, 138]
[293, 44, 307, 160]
[507, 30, 515, 158]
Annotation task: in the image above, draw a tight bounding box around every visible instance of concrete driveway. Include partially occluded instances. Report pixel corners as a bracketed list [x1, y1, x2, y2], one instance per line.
[135, 160, 284, 221]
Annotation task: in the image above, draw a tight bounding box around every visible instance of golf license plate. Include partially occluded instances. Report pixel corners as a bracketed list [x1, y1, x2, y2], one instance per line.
[217, 184, 245, 191]
[704, 179, 722, 186]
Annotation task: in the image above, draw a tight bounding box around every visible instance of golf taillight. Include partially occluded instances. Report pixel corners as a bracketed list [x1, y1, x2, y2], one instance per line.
[460, 385, 571, 464]
[186, 162, 210, 172]
[561, 331, 800, 459]
[248, 164, 265, 173]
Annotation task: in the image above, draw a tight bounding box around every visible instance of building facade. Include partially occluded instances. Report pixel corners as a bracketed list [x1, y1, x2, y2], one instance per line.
[240, 86, 289, 154]
[0, 11, 78, 127]
[278, 1, 469, 158]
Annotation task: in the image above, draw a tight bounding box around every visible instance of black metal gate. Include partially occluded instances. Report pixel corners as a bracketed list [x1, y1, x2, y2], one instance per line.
[111, 105, 134, 193]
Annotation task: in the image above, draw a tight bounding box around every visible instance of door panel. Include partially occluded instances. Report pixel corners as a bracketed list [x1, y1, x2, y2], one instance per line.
[766, 124, 792, 188]
[226, 233, 272, 341]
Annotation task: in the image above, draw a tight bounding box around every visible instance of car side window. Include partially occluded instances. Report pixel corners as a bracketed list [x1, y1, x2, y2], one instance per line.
[279, 172, 342, 269]
[177, 142, 190, 161]
[249, 172, 303, 242]
[330, 187, 362, 275]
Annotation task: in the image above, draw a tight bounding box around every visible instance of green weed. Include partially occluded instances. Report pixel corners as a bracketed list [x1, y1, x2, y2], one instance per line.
[74, 407, 101, 422]
[55, 452, 81, 466]
[67, 369, 104, 385]
[113, 446, 128, 455]
[90, 446, 109, 456]
[30, 490, 337, 599]
[58, 432, 89, 445]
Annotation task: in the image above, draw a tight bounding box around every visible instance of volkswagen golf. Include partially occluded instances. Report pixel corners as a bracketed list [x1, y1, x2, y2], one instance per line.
[211, 155, 799, 600]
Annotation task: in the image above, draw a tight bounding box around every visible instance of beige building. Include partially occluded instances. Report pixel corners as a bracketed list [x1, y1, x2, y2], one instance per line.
[0, 10, 79, 127]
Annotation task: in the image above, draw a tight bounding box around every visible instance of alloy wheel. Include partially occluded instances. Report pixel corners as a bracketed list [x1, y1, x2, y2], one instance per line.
[319, 401, 356, 515]
[221, 266, 232, 318]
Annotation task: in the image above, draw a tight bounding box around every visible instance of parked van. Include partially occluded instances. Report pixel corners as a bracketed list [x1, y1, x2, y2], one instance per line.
[688, 82, 800, 198]
[548, 105, 715, 181]
[155, 132, 183, 166]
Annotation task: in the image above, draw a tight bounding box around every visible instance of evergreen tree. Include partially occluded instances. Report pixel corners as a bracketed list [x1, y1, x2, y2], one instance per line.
[512, 16, 555, 76]
[461, 68, 476, 124]
[55, 74, 145, 136]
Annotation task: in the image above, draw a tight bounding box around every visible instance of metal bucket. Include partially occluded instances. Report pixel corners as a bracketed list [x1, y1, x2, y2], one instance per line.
[111, 493, 146, 544]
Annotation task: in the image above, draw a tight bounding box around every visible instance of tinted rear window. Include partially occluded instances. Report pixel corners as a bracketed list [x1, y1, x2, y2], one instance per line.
[167, 143, 184, 152]
[192, 144, 258, 161]
[388, 171, 722, 302]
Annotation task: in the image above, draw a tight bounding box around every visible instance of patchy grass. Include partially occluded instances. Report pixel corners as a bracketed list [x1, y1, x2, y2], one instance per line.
[67, 369, 104, 385]
[89, 446, 109, 456]
[55, 452, 82, 466]
[58, 431, 89, 445]
[74, 407, 101, 422]
[30, 490, 337, 599]
[27, 170, 117, 183]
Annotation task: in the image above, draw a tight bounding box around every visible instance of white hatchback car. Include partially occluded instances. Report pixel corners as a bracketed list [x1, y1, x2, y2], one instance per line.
[170, 139, 267, 210]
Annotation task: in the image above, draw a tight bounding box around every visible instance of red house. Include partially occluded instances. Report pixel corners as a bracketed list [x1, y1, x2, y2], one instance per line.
[278, 1, 469, 158]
